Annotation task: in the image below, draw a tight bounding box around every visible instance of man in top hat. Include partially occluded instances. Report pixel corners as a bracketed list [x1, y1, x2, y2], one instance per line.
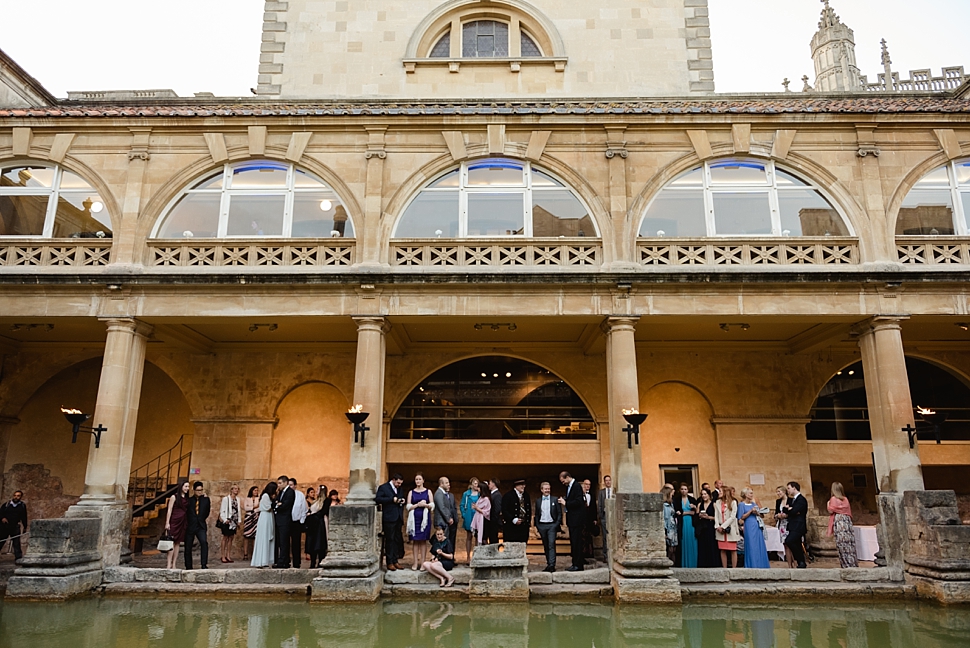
[501, 479, 532, 543]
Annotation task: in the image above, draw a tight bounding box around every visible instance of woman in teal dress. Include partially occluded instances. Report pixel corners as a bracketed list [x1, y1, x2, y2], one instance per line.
[673, 484, 698, 568]
[738, 488, 770, 569]
[459, 477, 481, 562]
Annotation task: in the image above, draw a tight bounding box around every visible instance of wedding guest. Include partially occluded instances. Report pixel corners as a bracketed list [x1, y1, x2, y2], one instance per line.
[251, 482, 277, 568]
[184, 481, 210, 570]
[305, 483, 328, 568]
[827, 481, 858, 568]
[739, 488, 770, 569]
[470, 482, 491, 546]
[433, 476, 458, 552]
[598, 475, 613, 564]
[581, 479, 598, 559]
[783, 481, 809, 569]
[502, 479, 531, 543]
[163, 481, 190, 570]
[273, 476, 295, 569]
[695, 487, 719, 568]
[487, 479, 503, 545]
[715, 486, 740, 568]
[662, 485, 677, 564]
[0, 490, 28, 562]
[533, 481, 562, 573]
[406, 473, 434, 570]
[673, 484, 698, 567]
[559, 471, 586, 572]
[774, 485, 794, 567]
[242, 486, 260, 560]
[422, 526, 456, 588]
[459, 477, 482, 561]
[218, 484, 243, 564]
[376, 474, 405, 570]
[329, 490, 341, 505]
[288, 478, 308, 569]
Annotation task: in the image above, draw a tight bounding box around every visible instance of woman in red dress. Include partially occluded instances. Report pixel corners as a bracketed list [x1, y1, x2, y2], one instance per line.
[164, 481, 191, 569]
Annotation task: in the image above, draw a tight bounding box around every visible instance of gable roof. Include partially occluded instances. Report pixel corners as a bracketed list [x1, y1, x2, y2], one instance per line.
[0, 47, 56, 107]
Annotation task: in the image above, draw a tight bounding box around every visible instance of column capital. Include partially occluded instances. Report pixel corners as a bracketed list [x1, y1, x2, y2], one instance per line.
[602, 315, 640, 335]
[853, 314, 910, 338]
[353, 315, 389, 334]
[98, 317, 154, 339]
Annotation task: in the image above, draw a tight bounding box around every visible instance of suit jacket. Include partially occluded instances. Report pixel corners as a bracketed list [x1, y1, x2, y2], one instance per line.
[375, 482, 404, 524]
[584, 491, 598, 530]
[597, 489, 613, 526]
[784, 493, 808, 539]
[489, 488, 503, 522]
[275, 486, 295, 526]
[534, 494, 562, 528]
[0, 500, 27, 530]
[501, 489, 531, 527]
[563, 479, 586, 528]
[433, 488, 457, 529]
[187, 495, 210, 529]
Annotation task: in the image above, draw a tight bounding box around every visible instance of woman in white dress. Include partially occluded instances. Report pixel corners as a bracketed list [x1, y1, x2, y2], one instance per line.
[251, 481, 278, 568]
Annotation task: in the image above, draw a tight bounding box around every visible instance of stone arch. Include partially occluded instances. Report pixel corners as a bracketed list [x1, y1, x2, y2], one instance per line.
[270, 381, 351, 491]
[639, 381, 718, 492]
[885, 151, 957, 237]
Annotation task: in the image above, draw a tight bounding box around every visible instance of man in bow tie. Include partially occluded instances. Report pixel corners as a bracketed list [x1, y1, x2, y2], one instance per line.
[533, 481, 562, 572]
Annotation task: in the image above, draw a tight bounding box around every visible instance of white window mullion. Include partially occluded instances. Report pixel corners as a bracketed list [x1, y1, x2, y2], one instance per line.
[458, 163, 469, 237]
[703, 163, 717, 236]
[767, 161, 783, 236]
[524, 163, 533, 237]
[949, 162, 968, 236]
[41, 167, 62, 238]
[216, 191, 230, 238]
[281, 164, 295, 237]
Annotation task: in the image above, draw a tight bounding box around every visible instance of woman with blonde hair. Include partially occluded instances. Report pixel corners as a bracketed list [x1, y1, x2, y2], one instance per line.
[661, 485, 677, 563]
[827, 481, 858, 568]
[738, 487, 770, 569]
[218, 484, 243, 563]
[459, 477, 482, 562]
[714, 486, 740, 568]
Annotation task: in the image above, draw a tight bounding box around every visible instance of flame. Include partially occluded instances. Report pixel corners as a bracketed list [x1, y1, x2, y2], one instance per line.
[348, 404, 364, 414]
[61, 407, 84, 414]
[917, 406, 936, 416]
[622, 408, 639, 415]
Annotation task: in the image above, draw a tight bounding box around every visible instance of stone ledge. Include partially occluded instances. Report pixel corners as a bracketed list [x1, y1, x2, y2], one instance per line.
[681, 582, 915, 600]
[100, 582, 309, 598]
[5, 571, 103, 600]
[384, 567, 471, 585]
[381, 583, 469, 600]
[840, 567, 894, 582]
[551, 568, 611, 584]
[529, 584, 614, 600]
[729, 569, 790, 581]
[672, 568, 729, 583]
[528, 571, 552, 585]
[791, 569, 842, 582]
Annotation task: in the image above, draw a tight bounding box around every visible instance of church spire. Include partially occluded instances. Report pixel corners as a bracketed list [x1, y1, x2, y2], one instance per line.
[811, 0, 862, 91]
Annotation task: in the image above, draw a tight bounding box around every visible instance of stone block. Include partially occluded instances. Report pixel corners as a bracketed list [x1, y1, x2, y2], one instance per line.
[223, 568, 283, 584]
[527, 571, 552, 585]
[470, 542, 526, 565]
[671, 568, 729, 583]
[612, 575, 682, 603]
[903, 490, 957, 510]
[23, 517, 100, 556]
[551, 567, 611, 584]
[5, 570, 103, 600]
[134, 568, 182, 583]
[385, 567, 471, 585]
[730, 569, 789, 581]
[310, 573, 383, 602]
[791, 569, 841, 582]
[181, 569, 226, 584]
[840, 567, 892, 582]
[468, 577, 529, 600]
[102, 567, 137, 583]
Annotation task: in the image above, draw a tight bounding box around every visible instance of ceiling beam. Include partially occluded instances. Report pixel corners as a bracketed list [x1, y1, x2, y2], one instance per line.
[152, 324, 215, 354]
[786, 322, 857, 354]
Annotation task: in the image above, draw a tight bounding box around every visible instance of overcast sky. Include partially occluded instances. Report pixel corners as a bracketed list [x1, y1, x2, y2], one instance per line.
[0, 0, 967, 97]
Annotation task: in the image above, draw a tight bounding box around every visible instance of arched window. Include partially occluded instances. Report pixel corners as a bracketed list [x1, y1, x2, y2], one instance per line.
[807, 358, 970, 441]
[152, 161, 353, 239]
[896, 160, 970, 236]
[428, 20, 543, 59]
[391, 356, 595, 440]
[394, 158, 595, 238]
[0, 163, 110, 238]
[639, 159, 849, 238]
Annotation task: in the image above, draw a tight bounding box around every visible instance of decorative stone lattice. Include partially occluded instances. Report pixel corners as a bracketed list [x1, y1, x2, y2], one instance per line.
[638, 239, 858, 266]
[897, 239, 970, 265]
[148, 241, 355, 267]
[392, 240, 601, 267]
[0, 242, 111, 267]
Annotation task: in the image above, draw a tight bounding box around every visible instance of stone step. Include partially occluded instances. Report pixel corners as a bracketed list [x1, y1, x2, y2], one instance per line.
[104, 566, 321, 585]
[527, 567, 611, 585]
[680, 581, 916, 601]
[381, 583, 469, 600]
[100, 582, 310, 598]
[529, 584, 614, 599]
[384, 567, 472, 585]
[671, 567, 899, 584]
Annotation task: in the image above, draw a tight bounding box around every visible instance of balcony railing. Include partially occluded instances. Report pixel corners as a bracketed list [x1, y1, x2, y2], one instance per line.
[391, 238, 601, 268]
[146, 239, 355, 268]
[897, 237, 970, 265]
[0, 239, 111, 267]
[637, 237, 859, 267]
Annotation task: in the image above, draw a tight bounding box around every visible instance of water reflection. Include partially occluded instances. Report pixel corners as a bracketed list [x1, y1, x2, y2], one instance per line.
[1, 599, 968, 648]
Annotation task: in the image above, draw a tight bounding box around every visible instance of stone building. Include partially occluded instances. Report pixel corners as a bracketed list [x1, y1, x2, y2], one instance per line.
[1, 0, 969, 575]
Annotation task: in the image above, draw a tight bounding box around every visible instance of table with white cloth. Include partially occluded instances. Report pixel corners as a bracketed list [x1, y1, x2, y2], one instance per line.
[853, 525, 879, 562]
[764, 526, 785, 554]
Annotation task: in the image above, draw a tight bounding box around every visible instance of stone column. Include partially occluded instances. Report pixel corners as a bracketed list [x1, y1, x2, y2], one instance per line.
[856, 316, 923, 493]
[67, 317, 153, 566]
[605, 126, 632, 268]
[346, 316, 387, 504]
[111, 127, 151, 265]
[603, 316, 644, 494]
[359, 127, 386, 266]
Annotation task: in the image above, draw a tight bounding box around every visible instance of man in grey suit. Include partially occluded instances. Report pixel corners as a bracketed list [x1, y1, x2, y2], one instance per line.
[433, 476, 458, 553]
[597, 475, 614, 565]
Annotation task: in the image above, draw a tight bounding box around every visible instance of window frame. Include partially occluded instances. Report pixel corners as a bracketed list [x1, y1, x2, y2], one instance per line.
[0, 163, 109, 238]
[900, 160, 970, 236]
[394, 159, 598, 239]
[151, 161, 352, 239]
[640, 159, 853, 238]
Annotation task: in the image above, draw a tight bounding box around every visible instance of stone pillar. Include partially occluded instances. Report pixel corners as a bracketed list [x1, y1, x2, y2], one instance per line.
[359, 127, 386, 266]
[856, 316, 924, 493]
[610, 493, 681, 602]
[66, 317, 152, 567]
[111, 127, 151, 265]
[605, 126, 631, 268]
[347, 316, 387, 504]
[604, 316, 644, 495]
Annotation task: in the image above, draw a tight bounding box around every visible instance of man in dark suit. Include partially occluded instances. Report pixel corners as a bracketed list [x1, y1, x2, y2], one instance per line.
[273, 475, 295, 568]
[375, 473, 405, 570]
[433, 476, 458, 552]
[582, 479, 598, 559]
[597, 475, 613, 565]
[558, 470, 586, 571]
[0, 490, 28, 562]
[502, 479, 532, 543]
[783, 481, 809, 569]
[184, 481, 210, 570]
[533, 481, 562, 572]
[486, 479, 503, 544]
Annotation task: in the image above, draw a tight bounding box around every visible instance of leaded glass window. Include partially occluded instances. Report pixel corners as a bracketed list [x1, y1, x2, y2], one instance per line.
[462, 20, 509, 58]
[430, 32, 451, 58]
[521, 32, 542, 57]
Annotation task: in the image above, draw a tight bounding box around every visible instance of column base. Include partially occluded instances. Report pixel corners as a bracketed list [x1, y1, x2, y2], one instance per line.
[311, 572, 384, 602]
[612, 574, 682, 603]
[610, 493, 680, 601]
[468, 543, 529, 600]
[66, 500, 132, 567]
[5, 517, 103, 601]
[313, 503, 382, 602]
[901, 490, 970, 604]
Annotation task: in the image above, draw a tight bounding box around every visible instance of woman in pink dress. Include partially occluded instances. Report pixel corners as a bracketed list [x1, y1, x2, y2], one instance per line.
[470, 488, 491, 545]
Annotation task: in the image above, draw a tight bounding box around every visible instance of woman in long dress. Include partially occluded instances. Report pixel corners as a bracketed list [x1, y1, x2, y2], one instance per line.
[405, 472, 434, 570]
[738, 488, 770, 569]
[774, 486, 794, 567]
[251, 481, 278, 568]
[673, 484, 698, 568]
[164, 481, 190, 570]
[470, 485, 490, 546]
[242, 486, 260, 560]
[715, 487, 740, 568]
[459, 477, 481, 562]
[662, 486, 677, 564]
[305, 483, 328, 568]
[695, 487, 719, 568]
[827, 481, 858, 568]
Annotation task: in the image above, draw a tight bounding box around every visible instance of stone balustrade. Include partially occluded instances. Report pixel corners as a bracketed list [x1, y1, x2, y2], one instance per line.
[862, 67, 966, 92]
[391, 239, 601, 268]
[638, 237, 859, 266]
[897, 237, 970, 265]
[146, 239, 355, 268]
[0, 240, 111, 267]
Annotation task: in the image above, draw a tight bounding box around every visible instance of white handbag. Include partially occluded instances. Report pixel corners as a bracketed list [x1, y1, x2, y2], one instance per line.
[157, 534, 174, 553]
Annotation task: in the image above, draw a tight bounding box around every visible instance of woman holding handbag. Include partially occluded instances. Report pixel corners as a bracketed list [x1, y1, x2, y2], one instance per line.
[163, 480, 191, 569]
[714, 486, 740, 568]
[218, 484, 243, 563]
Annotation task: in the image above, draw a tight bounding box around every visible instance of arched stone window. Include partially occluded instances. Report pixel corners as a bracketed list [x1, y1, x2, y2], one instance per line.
[639, 159, 850, 238]
[0, 163, 111, 238]
[391, 356, 595, 440]
[896, 159, 970, 236]
[152, 161, 353, 239]
[394, 158, 596, 238]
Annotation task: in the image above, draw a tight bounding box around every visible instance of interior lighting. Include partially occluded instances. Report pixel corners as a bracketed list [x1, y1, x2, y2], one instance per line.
[958, 323, 969, 331]
[506, 372, 512, 378]
[848, 370, 855, 376]
[319, 199, 333, 211]
[90, 201, 104, 213]
[493, 373, 499, 378]
[481, 373, 487, 378]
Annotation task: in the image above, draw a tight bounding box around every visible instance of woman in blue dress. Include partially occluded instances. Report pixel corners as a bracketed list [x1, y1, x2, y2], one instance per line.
[673, 483, 698, 568]
[738, 488, 770, 569]
[406, 472, 435, 570]
[459, 477, 481, 562]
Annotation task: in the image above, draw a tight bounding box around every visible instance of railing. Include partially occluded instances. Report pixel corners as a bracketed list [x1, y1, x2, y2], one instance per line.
[391, 238, 601, 268]
[146, 239, 355, 268]
[637, 238, 859, 266]
[128, 435, 193, 518]
[862, 67, 966, 92]
[897, 237, 970, 265]
[0, 240, 111, 267]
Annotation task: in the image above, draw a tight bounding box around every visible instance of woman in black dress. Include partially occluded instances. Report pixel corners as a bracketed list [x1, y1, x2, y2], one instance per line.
[422, 527, 456, 587]
[305, 483, 329, 568]
[695, 487, 719, 568]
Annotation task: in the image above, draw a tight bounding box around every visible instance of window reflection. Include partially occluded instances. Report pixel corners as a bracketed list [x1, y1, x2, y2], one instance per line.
[468, 194, 524, 235]
[897, 161, 970, 236]
[0, 164, 111, 238]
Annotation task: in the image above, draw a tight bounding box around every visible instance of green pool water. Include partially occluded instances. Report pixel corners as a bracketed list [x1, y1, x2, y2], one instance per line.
[1, 599, 968, 647]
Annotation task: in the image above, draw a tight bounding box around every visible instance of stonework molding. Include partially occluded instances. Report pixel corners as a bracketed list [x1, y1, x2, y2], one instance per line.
[255, 1, 288, 95]
[683, 0, 715, 92]
[248, 126, 268, 156]
[442, 131, 467, 161]
[11, 127, 31, 156]
[771, 129, 797, 160]
[857, 147, 881, 158]
[284, 131, 312, 163]
[48, 133, 76, 163]
[686, 130, 713, 160]
[525, 130, 551, 162]
[203, 132, 228, 164]
[933, 128, 962, 160]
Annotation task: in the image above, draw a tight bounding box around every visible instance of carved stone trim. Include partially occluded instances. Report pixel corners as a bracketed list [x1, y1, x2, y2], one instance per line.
[857, 146, 881, 158]
[605, 146, 628, 160]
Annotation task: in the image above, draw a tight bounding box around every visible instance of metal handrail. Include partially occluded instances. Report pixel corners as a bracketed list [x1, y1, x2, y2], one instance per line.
[128, 435, 193, 517]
